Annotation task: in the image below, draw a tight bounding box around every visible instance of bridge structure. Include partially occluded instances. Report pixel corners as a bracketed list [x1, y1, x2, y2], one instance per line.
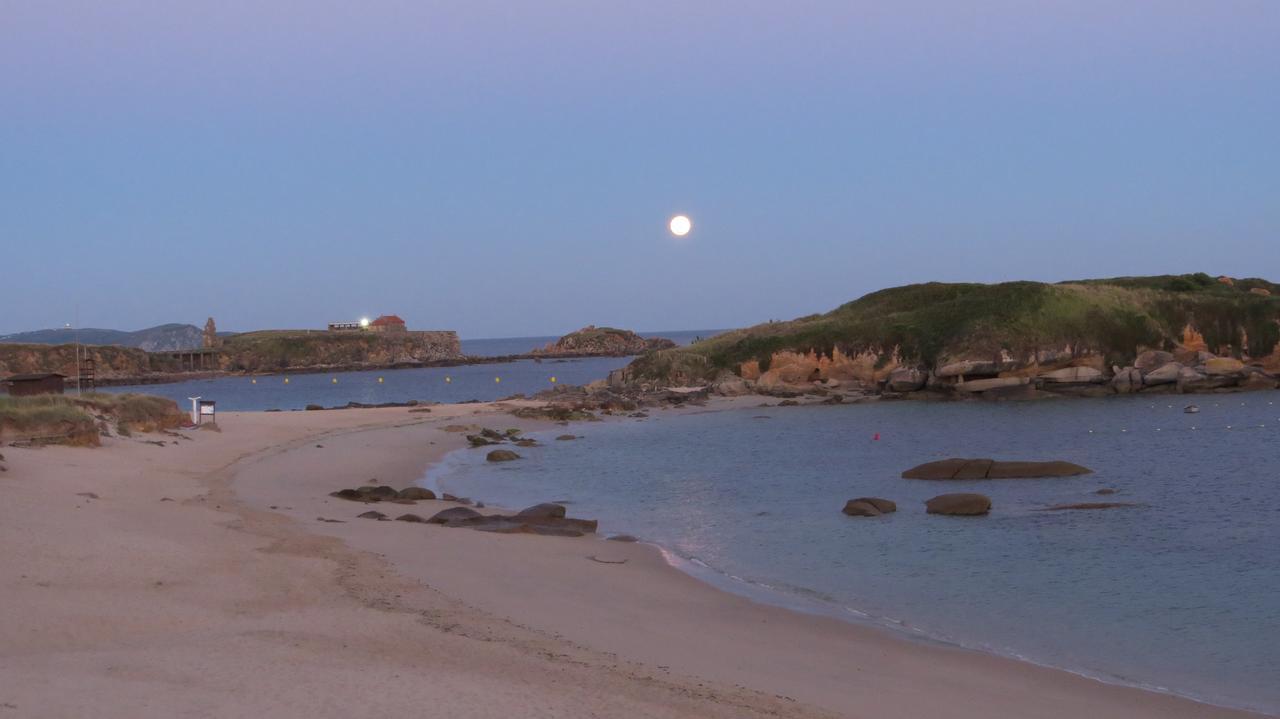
[154, 348, 221, 372]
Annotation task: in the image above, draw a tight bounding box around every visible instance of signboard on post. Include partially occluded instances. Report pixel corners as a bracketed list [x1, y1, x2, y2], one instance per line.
[198, 400, 216, 424]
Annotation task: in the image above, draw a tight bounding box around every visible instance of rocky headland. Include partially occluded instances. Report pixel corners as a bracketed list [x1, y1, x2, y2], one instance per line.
[613, 274, 1280, 401]
[531, 326, 676, 358]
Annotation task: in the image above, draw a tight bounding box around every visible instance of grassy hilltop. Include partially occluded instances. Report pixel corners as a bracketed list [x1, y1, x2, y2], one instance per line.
[625, 273, 1280, 385]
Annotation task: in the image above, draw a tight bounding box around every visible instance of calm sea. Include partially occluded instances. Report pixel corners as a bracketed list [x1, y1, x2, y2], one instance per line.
[426, 395, 1280, 714]
[101, 329, 722, 411]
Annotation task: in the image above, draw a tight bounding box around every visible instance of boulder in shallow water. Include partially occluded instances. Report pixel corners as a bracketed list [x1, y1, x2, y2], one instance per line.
[842, 497, 897, 516]
[395, 513, 427, 522]
[486, 449, 521, 462]
[925, 493, 991, 516]
[556, 434, 578, 441]
[357, 510, 388, 520]
[985, 460, 1092, 479]
[841, 500, 881, 517]
[902, 458, 1091, 479]
[607, 534, 639, 542]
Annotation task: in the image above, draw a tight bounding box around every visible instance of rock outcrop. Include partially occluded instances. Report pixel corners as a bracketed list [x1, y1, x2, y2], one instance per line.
[532, 326, 675, 358]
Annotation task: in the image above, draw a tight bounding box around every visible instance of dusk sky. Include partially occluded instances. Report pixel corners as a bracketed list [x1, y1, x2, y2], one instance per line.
[2, 1, 1277, 338]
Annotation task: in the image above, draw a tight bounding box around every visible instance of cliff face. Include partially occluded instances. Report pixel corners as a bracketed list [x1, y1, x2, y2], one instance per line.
[620, 274, 1280, 397]
[532, 326, 676, 357]
[0, 343, 157, 380]
[215, 331, 462, 372]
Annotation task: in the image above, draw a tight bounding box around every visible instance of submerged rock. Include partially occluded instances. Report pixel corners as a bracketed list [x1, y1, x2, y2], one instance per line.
[395, 513, 428, 522]
[1035, 502, 1141, 511]
[925, 493, 992, 516]
[486, 449, 521, 462]
[555, 434, 578, 441]
[357, 510, 388, 520]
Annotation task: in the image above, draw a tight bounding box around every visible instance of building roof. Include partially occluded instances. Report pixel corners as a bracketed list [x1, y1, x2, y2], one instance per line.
[3, 373, 67, 382]
[370, 315, 406, 327]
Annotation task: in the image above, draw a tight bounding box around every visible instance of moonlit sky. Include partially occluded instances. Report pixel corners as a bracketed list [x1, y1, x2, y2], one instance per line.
[2, 1, 1277, 337]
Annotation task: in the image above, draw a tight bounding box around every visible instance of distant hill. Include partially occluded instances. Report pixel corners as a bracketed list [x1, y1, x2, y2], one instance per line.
[0, 324, 207, 352]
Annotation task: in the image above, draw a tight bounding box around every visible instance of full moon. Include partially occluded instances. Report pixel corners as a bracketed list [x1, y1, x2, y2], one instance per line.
[669, 215, 692, 237]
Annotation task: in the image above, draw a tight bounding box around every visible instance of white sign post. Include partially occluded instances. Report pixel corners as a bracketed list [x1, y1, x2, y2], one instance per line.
[188, 396, 201, 425]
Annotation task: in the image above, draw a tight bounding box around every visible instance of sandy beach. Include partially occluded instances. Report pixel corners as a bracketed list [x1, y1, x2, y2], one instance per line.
[1, 402, 1269, 719]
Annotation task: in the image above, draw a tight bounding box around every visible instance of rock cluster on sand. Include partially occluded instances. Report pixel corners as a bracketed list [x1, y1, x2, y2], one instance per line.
[924, 493, 992, 516]
[902, 458, 1091, 480]
[426, 503, 598, 537]
[330, 485, 437, 503]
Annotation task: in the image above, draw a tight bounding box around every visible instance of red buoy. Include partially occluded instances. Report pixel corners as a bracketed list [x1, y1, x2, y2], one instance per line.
[873, 433, 880, 441]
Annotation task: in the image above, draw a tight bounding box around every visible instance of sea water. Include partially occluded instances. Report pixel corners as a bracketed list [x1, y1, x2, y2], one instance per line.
[101, 329, 723, 411]
[426, 395, 1280, 714]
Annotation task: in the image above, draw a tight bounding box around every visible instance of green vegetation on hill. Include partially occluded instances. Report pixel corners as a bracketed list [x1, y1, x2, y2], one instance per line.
[626, 274, 1280, 384]
[217, 330, 461, 371]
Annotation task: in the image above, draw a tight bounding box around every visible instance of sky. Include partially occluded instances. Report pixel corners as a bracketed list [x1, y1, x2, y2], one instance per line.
[2, 1, 1277, 338]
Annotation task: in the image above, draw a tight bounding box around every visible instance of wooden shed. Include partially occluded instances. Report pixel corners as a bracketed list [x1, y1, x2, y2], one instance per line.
[1, 373, 67, 397]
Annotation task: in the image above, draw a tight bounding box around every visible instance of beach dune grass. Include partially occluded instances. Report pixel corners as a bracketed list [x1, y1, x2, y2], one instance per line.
[0, 392, 185, 445]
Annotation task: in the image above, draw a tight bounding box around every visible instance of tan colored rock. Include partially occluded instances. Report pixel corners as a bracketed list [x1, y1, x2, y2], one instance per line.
[886, 367, 927, 392]
[1249, 287, 1271, 296]
[842, 497, 897, 516]
[1111, 367, 1142, 394]
[1134, 350, 1175, 374]
[841, 500, 882, 517]
[936, 360, 1000, 378]
[1039, 367, 1103, 383]
[1142, 362, 1184, 386]
[954, 377, 1030, 393]
[925, 493, 991, 516]
[1201, 357, 1245, 375]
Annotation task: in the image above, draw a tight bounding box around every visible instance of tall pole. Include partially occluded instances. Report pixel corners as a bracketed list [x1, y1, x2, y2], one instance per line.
[72, 306, 82, 396]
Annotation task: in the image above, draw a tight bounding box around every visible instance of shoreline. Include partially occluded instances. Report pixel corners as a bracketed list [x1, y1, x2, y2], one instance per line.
[2, 400, 1271, 718]
[419, 407, 1275, 716]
